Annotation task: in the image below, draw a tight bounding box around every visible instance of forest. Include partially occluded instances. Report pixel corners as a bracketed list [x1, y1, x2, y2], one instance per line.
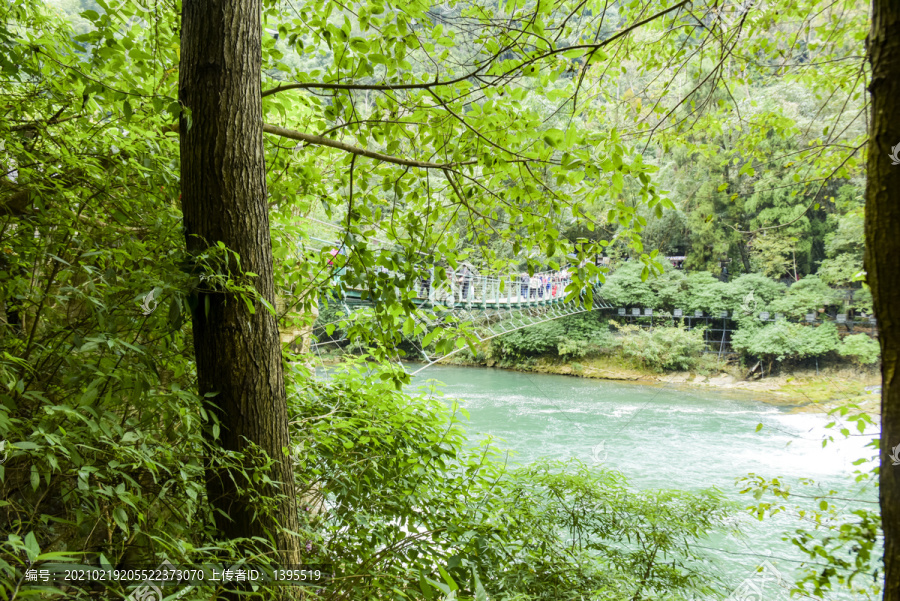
[1, 0, 898, 601]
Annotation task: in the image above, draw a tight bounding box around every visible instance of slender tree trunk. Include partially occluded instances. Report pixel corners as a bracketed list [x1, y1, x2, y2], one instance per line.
[178, 0, 301, 577]
[865, 2, 900, 599]
[738, 240, 752, 273]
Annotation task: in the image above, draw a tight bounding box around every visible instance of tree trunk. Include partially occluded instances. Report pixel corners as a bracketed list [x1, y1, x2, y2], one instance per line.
[738, 240, 752, 273]
[865, 2, 900, 599]
[178, 0, 301, 576]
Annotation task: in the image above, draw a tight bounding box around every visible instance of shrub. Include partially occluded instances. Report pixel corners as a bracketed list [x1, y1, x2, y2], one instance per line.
[770, 275, 837, 318]
[560, 312, 612, 341]
[495, 313, 614, 359]
[731, 322, 840, 363]
[613, 323, 707, 372]
[495, 319, 566, 357]
[655, 269, 689, 308]
[684, 271, 730, 314]
[727, 272, 787, 312]
[850, 286, 874, 314]
[818, 254, 862, 287]
[839, 334, 880, 365]
[598, 261, 657, 307]
[557, 337, 594, 358]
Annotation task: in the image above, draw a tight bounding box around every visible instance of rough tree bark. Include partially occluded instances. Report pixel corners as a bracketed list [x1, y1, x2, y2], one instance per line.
[178, 0, 301, 576]
[865, 1, 900, 599]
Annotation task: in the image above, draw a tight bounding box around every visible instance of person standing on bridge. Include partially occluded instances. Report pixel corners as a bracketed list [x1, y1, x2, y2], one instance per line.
[420, 266, 432, 299]
[458, 264, 472, 302]
[519, 273, 529, 299]
[529, 275, 539, 299]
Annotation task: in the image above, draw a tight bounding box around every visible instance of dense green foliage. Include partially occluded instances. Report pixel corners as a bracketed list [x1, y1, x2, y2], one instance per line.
[0, 0, 880, 599]
[599, 261, 870, 320]
[492, 313, 615, 360]
[731, 322, 841, 364]
[456, 264, 879, 371]
[295, 362, 735, 600]
[613, 323, 707, 372]
[840, 334, 882, 366]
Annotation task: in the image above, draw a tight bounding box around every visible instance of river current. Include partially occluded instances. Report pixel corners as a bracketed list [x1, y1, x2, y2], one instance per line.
[408, 364, 880, 600]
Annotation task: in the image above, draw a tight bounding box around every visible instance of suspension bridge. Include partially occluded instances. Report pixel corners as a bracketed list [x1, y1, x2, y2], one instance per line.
[299, 237, 614, 373]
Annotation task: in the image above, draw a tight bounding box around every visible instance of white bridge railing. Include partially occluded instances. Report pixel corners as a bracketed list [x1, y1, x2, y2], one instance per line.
[421, 273, 573, 307]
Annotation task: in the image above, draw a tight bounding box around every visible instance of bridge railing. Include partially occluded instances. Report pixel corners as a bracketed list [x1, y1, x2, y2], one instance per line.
[419, 273, 573, 307]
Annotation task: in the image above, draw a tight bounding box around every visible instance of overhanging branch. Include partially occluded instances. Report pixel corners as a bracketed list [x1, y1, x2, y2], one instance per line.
[261, 68, 484, 97]
[262, 123, 477, 169]
[260, 1, 690, 98]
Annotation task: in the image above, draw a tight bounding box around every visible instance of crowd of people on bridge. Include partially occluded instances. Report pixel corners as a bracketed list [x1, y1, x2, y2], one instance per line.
[418, 265, 575, 303]
[517, 270, 572, 300]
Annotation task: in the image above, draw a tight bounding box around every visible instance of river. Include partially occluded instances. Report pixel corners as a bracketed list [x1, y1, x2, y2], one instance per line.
[409, 364, 880, 600]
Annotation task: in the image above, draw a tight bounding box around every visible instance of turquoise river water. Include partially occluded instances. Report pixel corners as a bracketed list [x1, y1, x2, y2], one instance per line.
[407, 364, 880, 600]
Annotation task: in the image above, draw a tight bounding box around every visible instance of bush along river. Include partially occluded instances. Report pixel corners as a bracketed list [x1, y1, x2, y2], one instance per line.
[410, 364, 880, 600]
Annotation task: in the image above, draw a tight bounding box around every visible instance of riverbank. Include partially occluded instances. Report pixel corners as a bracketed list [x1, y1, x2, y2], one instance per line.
[436, 353, 881, 414]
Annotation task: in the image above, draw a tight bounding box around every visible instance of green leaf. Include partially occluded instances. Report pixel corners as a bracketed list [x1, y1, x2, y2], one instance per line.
[260, 298, 276, 316]
[542, 128, 564, 148]
[438, 566, 458, 592]
[473, 567, 487, 601]
[113, 507, 129, 533]
[586, 47, 609, 63]
[24, 532, 40, 562]
[419, 571, 434, 601]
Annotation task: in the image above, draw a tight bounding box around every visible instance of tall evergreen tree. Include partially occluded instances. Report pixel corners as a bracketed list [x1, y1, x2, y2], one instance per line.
[866, 1, 900, 599]
[179, 0, 302, 576]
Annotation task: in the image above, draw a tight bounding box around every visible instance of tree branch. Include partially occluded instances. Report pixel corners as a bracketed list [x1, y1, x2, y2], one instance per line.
[494, 0, 691, 81]
[9, 111, 82, 132]
[261, 68, 485, 97]
[261, 0, 689, 97]
[261, 123, 477, 169]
